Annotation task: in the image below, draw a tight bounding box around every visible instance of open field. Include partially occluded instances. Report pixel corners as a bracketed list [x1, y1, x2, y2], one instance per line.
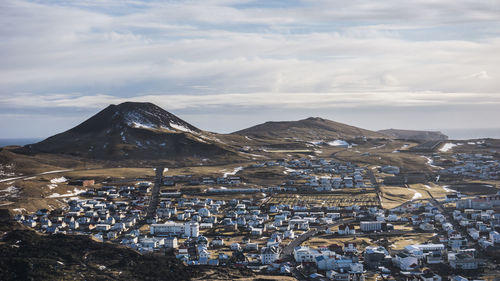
[386, 233, 436, 250]
[237, 166, 287, 185]
[408, 183, 451, 198]
[303, 231, 434, 252]
[333, 143, 434, 173]
[303, 236, 373, 250]
[379, 185, 423, 209]
[164, 163, 253, 178]
[0, 149, 101, 178]
[267, 190, 379, 207]
[0, 167, 160, 213]
[59, 167, 156, 179]
[444, 181, 500, 195]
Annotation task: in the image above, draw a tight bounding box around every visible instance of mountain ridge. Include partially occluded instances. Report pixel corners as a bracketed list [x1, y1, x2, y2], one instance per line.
[378, 128, 448, 141]
[232, 117, 388, 140]
[21, 102, 233, 161]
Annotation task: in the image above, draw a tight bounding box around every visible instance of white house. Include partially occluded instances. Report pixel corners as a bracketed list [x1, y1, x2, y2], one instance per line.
[284, 229, 295, 239]
[150, 221, 199, 237]
[165, 237, 178, 249]
[338, 224, 356, 235]
[211, 237, 224, 248]
[95, 224, 111, 231]
[261, 246, 280, 264]
[245, 243, 259, 251]
[294, 246, 316, 263]
[344, 243, 358, 254]
[489, 231, 500, 244]
[449, 253, 479, 270]
[230, 243, 241, 251]
[468, 228, 480, 240]
[360, 221, 382, 232]
[393, 253, 419, 271]
[199, 248, 211, 260]
[198, 208, 211, 217]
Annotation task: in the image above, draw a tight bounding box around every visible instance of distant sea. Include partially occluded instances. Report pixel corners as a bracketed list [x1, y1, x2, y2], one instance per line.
[0, 138, 43, 147]
[440, 128, 500, 140]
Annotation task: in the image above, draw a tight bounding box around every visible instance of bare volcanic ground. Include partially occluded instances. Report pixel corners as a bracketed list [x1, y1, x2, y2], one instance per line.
[0, 224, 255, 281]
[15, 102, 237, 162]
[233, 117, 388, 140]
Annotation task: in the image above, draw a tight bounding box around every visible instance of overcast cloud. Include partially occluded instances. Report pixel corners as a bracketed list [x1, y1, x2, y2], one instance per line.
[1, 0, 499, 138]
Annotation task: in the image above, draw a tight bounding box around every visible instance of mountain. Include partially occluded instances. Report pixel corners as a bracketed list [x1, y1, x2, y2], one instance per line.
[232, 117, 388, 140]
[378, 129, 448, 141]
[22, 102, 233, 160]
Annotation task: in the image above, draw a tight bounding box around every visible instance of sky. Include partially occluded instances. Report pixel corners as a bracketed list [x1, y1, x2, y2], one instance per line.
[1, 0, 500, 138]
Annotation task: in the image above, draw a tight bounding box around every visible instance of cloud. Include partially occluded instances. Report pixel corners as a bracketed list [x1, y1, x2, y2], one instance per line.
[0, 0, 499, 137]
[467, 71, 490, 80]
[2, 91, 500, 113]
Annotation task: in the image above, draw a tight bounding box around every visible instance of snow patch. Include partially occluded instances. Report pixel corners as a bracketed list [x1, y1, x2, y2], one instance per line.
[409, 189, 422, 201]
[442, 185, 458, 193]
[310, 140, 324, 145]
[170, 122, 194, 133]
[328, 140, 350, 147]
[421, 156, 442, 169]
[223, 166, 243, 178]
[0, 186, 19, 196]
[50, 177, 67, 184]
[439, 142, 462, 152]
[47, 188, 85, 198]
[129, 121, 155, 130]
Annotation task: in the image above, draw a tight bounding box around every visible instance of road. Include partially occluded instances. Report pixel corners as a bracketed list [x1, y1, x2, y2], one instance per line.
[280, 218, 355, 260]
[119, 166, 163, 237]
[424, 190, 496, 270]
[366, 168, 382, 208]
[144, 167, 164, 222]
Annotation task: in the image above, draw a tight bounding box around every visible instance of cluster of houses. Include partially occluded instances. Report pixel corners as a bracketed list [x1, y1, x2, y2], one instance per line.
[259, 158, 371, 190]
[15, 182, 154, 241]
[139, 190, 410, 272]
[383, 198, 500, 277]
[290, 236, 480, 280]
[141, 195, 341, 263]
[440, 153, 500, 180]
[161, 158, 370, 194]
[163, 175, 242, 187]
[293, 244, 364, 280]
[160, 158, 372, 196]
[10, 152, 500, 281]
[286, 197, 500, 280]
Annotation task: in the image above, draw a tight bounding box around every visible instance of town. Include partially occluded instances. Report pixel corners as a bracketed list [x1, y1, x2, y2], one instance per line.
[12, 150, 500, 281]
